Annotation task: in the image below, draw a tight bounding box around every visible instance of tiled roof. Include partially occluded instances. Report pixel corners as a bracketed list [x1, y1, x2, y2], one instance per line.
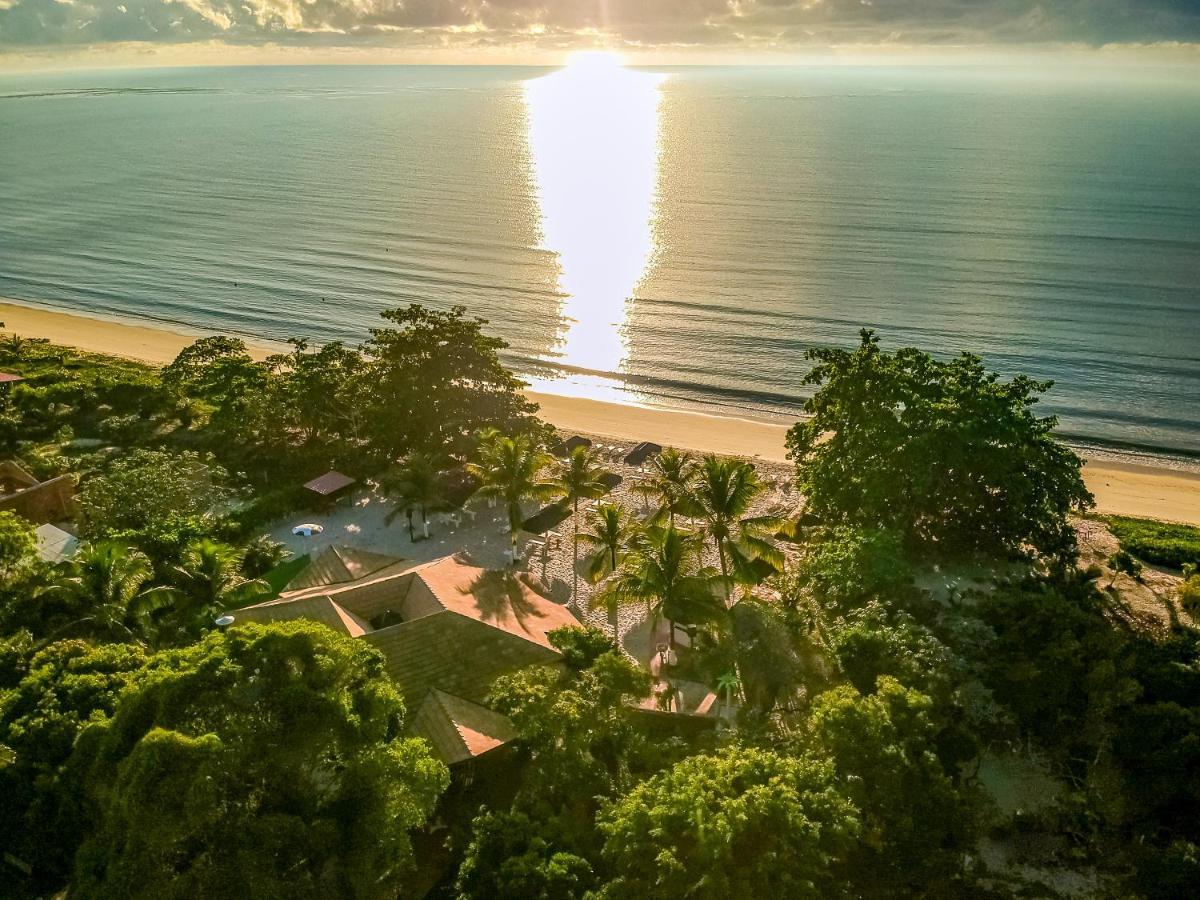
[235, 594, 370, 637]
[402, 557, 579, 650]
[284, 544, 403, 592]
[363, 611, 559, 707]
[409, 689, 517, 765]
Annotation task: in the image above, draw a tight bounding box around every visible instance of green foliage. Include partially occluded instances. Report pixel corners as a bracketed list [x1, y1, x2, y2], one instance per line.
[142, 538, 271, 643]
[1107, 515, 1200, 570]
[70, 622, 448, 899]
[381, 451, 447, 540]
[786, 330, 1093, 560]
[828, 600, 960, 703]
[360, 304, 538, 458]
[792, 524, 914, 613]
[804, 677, 976, 895]
[597, 745, 860, 900]
[604, 525, 725, 652]
[548, 624, 617, 671]
[974, 573, 1139, 754]
[240, 534, 289, 578]
[0, 510, 37, 584]
[468, 429, 558, 558]
[0, 640, 149, 896]
[488, 645, 651, 817]
[78, 449, 232, 539]
[692, 454, 783, 593]
[40, 541, 162, 645]
[456, 808, 595, 900]
[1108, 548, 1144, 579]
[555, 445, 613, 602]
[1180, 565, 1200, 617]
[259, 553, 311, 595]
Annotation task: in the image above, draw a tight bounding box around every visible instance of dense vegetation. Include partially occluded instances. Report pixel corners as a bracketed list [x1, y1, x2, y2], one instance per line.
[1, 315, 1198, 898]
[1107, 514, 1200, 570]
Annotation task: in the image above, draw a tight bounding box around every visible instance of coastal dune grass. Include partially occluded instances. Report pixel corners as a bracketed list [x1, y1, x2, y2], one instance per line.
[1106, 515, 1200, 570]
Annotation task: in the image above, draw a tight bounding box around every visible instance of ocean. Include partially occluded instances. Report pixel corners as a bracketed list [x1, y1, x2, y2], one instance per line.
[2, 63, 1198, 461]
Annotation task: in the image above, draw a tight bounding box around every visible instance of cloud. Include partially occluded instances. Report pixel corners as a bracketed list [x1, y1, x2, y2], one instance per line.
[2, 0, 1200, 51]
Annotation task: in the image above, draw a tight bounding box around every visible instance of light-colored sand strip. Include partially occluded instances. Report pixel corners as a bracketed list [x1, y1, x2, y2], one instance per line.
[4, 297, 1199, 526]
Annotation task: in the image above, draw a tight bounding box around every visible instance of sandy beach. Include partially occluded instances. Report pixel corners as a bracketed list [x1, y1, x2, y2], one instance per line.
[4, 297, 1200, 526]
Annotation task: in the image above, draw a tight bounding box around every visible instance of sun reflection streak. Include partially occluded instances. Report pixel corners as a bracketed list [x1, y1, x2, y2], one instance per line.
[524, 52, 666, 398]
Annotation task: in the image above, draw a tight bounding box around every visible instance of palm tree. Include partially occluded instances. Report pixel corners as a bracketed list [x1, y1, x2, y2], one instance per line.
[606, 525, 723, 661]
[466, 430, 558, 564]
[46, 542, 165, 644]
[145, 539, 271, 643]
[693, 455, 784, 603]
[634, 447, 699, 525]
[579, 502, 636, 641]
[555, 445, 612, 604]
[382, 451, 444, 541]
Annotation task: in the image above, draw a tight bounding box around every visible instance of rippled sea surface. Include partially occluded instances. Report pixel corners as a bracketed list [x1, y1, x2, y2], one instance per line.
[1, 65, 1198, 457]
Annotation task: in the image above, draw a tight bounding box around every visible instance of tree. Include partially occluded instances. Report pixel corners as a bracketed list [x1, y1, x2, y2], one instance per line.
[70, 622, 448, 900]
[828, 600, 961, 704]
[382, 451, 445, 541]
[579, 503, 635, 641]
[488, 630, 651, 816]
[0, 510, 37, 586]
[162, 336, 258, 403]
[555, 446, 612, 604]
[78, 449, 232, 539]
[143, 538, 271, 644]
[785, 330, 1093, 560]
[791, 525, 914, 614]
[267, 339, 363, 445]
[467, 430, 557, 563]
[360, 305, 538, 458]
[43, 542, 165, 645]
[0, 640, 149, 898]
[605, 525, 723, 657]
[632, 447, 698, 525]
[456, 808, 595, 900]
[804, 677, 976, 895]
[596, 746, 859, 900]
[692, 455, 783, 601]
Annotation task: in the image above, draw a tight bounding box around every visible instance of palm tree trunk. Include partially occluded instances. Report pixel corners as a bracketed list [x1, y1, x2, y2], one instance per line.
[572, 497, 580, 604]
[716, 538, 731, 605]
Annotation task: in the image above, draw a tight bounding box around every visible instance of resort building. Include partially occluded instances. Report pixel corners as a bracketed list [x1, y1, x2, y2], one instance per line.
[234, 545, 581, 767]
[0, 460, 76, 525]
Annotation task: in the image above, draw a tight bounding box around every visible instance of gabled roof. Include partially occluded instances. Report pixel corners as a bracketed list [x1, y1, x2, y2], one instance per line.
[235, 594, 371, 637]
[363, 611, 560, 707]
[284, 544, 403, 592]
[409, 689, 517, 765]
[401, 557, 578, 650]
[0, 372, 24, 384]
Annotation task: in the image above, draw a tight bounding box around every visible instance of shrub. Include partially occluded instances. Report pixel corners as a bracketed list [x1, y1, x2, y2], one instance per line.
[1109, 549, 1144, 580]
[1108, 516, 1200, 570]
[1180, 566, 1200, 618]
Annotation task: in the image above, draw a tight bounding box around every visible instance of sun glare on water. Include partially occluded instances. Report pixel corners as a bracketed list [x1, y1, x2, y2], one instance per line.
[524, 51, 667, 398]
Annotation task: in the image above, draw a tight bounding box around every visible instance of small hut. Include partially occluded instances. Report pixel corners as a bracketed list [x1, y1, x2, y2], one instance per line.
[302, 470, 356, 508]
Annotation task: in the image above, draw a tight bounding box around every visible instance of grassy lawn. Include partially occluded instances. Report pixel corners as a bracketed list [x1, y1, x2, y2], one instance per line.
[1106, 516, 1200, 570]
[257, 554, 312, 598]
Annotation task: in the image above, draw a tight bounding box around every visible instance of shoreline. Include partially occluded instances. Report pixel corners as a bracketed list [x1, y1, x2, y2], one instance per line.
[3, 297, 1200, 526]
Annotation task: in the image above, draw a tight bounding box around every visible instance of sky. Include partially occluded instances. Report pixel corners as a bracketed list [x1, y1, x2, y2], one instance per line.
[2, 0, 1200, 68]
